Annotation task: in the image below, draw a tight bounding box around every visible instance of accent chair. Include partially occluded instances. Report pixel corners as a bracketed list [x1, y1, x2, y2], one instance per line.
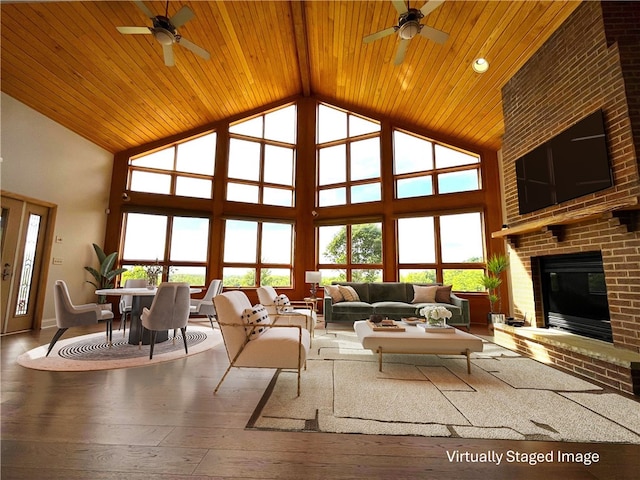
[213, 290, 310, 396]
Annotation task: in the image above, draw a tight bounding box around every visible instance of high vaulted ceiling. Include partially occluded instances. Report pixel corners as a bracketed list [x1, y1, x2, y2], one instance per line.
[1, 0, 580, 154]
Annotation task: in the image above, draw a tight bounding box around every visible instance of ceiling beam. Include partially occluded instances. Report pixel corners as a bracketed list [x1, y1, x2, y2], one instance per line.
[289, 0, 311, 97]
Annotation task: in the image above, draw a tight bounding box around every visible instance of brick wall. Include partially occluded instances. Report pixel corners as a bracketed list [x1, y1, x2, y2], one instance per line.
[501, 1, 640, 355]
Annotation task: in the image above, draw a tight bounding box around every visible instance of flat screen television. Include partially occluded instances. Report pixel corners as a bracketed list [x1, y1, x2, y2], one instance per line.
[516, 110, 613, 215]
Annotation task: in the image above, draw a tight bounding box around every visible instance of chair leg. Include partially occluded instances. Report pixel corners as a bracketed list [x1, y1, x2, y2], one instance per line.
[107, 320, 113, 347]
[180, 327, 188, 354]
[149, 330, 157, 359]
[46, 328, 68, 357]
[214, 364, 234, 394]
[138, 326, 144, 350]
[207, 315, 215, 329]
[120, 312, 128, 337]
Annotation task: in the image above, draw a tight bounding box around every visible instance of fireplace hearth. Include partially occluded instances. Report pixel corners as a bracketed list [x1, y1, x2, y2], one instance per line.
[540, 251, 612, 342]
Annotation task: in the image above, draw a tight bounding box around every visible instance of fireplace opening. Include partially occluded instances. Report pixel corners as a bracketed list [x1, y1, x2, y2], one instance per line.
[540, 251, 612, 342]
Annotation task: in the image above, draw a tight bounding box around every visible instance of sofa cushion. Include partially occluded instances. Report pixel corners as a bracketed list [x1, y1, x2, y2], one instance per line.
[325, 285, 344, 303]
[411, 285, 439, 303]
[369, 282, 407, 303]
[371, 301, 418, 316]
[333, 282, 370, 303]
[338, 285, 360, 302]
[435, 285, 453, 304]
[332, 301, 374, 316]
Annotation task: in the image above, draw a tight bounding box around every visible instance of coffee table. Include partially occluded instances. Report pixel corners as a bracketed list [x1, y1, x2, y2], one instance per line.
[354, 320, 483, 373]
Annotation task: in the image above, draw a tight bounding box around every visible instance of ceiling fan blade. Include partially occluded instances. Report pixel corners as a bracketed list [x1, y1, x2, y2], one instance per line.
[116, 26, 151, 35]
[420, 25, 449, 44]
[170, 6, 194, 28]
[163, 44, 175, 67]
[363, 26, 396, 44]
[394, 39, 410, 65]
[177, 37, 211, 61]
[133, 0, 155, 19]
[392, 1, 407, 15]
[419, 0, 446, 17]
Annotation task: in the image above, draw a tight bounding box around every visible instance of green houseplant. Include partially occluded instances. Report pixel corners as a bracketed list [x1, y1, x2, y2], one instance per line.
[84, 243, 127, 303]
[480, 253, 509, 320]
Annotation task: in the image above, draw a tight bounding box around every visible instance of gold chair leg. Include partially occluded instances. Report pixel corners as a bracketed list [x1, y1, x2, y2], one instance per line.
[214, 364, 234, 394]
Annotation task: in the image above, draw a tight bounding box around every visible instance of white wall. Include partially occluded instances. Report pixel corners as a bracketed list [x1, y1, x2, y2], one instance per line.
[1, 93, 113, 327]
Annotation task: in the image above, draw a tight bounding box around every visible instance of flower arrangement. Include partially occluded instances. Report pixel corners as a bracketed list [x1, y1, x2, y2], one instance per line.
[144, 260, 162, 287]
[418, 305, 452, 326]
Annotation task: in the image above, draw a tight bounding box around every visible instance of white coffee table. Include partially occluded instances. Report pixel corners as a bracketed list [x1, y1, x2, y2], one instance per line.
[354, 320, 484, 373]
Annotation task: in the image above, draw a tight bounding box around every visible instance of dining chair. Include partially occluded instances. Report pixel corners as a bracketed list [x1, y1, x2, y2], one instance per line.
[256, 286, 316, 337]
[139, 282, 190, 359]
[213, 291, 310, 396]
[47, 280, 114, 356]
[118, 278, 148, 336]
[189, 279, 223, 329]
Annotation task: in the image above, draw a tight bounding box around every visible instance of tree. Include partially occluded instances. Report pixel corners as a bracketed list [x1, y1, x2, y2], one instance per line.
[324, 224, 382, 282]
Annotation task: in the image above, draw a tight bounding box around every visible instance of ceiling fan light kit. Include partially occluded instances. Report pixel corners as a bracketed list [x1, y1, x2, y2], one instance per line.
[116, 1, 210, 67]
[364, 0, 449, 65]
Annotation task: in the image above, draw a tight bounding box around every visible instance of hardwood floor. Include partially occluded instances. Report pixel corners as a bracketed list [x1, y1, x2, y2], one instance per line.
[2, 321, 639, 479]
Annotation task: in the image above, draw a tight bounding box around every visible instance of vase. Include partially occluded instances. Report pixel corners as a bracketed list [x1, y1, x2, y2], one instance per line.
[427, 317, 445, 327]
[147, 274, 158, 289]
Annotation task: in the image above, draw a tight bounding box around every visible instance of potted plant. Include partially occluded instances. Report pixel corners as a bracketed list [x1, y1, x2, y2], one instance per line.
[480, 253, 509, 323]
[84, 243, 127, 305]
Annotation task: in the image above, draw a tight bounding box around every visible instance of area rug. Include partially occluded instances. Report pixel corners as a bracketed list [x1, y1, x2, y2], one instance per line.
[17, 326, 222, 371]
[248, 328, 640, 444]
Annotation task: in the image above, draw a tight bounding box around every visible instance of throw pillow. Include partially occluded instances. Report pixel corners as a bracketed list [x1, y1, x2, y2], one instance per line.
[325, 285, 344, 304]
[241, 304, 271, 340]
[435, 285, 453, 304]
[338, 285, 360, 302]
[412, 285, 438, 303]
[274, 294, 293, 313]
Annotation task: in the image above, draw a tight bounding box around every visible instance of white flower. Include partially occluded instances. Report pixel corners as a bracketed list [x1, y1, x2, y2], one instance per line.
[419, 306, 452, 320]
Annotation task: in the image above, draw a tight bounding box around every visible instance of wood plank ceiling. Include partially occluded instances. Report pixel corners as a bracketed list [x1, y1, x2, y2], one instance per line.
[1, 1, 581, 154]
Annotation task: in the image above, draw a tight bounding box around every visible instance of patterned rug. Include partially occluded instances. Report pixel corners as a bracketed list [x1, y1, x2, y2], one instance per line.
[248, 328, 640, 443]
[16, 325, 222, 371]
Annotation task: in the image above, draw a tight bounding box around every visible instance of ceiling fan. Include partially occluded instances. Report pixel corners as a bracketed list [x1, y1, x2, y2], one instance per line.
[364, 0, 449, 65]
[116, 1, 210, 67]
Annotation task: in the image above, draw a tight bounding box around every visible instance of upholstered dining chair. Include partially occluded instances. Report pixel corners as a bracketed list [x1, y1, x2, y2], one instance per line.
[118, 278, 148, 336]
[189, 279, 223, 329]
[256, 286, 316, 337]
[47, 280, 114, 356]
[140, 282, 191, 359]
[213, 290, 311, 396]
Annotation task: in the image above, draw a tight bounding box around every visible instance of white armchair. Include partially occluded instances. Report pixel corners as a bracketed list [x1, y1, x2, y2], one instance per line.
[189, 279, 223, 329]
[256, 286, 316, 337]
[213, 291, 310, 396]
[47, 280, 114, 356]
[140, 282, 190, 359]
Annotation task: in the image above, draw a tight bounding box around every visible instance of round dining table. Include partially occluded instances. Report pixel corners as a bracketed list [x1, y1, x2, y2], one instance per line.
[96, 286, 201, 345]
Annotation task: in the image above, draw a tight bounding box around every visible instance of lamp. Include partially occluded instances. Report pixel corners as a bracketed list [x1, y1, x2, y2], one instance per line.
[305, 271, 322, 299]
[472, 58, 489, 73]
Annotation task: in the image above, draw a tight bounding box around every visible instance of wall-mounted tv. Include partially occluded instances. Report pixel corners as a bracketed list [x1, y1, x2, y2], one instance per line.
[516, 110, 613, 215]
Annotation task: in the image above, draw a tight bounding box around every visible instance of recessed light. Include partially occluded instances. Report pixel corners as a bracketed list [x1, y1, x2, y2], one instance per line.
[472, 58, 489, 73]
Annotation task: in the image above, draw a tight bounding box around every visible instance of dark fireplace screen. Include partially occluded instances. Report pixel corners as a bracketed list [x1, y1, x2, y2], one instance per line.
[540, 252, 612, 342]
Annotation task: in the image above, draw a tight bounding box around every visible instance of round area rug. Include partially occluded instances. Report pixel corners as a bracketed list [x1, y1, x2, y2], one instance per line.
[16, 326, 222, 371]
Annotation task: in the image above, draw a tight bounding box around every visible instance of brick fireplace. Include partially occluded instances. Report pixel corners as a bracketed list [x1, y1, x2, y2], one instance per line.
[497, 1, 640, 395]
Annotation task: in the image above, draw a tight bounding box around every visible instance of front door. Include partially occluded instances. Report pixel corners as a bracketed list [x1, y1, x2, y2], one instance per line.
[1, 195, 51, 333]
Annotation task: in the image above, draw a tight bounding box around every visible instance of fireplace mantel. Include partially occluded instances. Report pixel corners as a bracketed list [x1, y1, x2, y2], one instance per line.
[492, 196, 640, 245]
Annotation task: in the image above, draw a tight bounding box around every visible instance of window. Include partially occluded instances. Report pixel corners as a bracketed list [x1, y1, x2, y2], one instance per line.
[128, 132, 216, 199]
[317, 104, 381, 207]
[222, 219, 293, 287]
[227, 105, 296, 207]
[120, 212, 210, 286]
[397, 212, 485, 291]
[317, 222, 383, 284]
[393, 130, 480, 199]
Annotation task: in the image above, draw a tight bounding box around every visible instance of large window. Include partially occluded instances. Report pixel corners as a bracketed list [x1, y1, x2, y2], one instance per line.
[397, 212, 485, 291]
[394, 130, 480, 199]
[317, 222, 383, 284]
[222, 219, 294, 287]
[128, 132, 216, 199]
[120, 212, 210, 285]
[317, 104, 381, 207]
[227, 105, 296, 207]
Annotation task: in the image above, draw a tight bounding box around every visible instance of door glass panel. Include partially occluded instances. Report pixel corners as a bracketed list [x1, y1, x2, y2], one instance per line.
[15, 214, 41, 316]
